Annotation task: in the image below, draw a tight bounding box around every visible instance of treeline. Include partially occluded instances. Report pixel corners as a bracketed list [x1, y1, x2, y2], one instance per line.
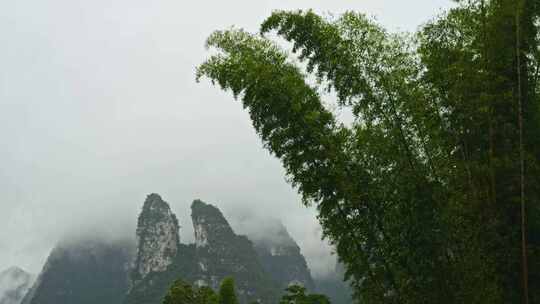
[197, 0, 540, 303]
[162, 278, 330, 304]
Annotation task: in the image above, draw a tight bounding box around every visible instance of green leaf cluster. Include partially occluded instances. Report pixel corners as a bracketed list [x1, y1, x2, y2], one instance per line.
[218, 277, 239, 304]
[279, 285, 330, 304]
[163, 280, 219, 304]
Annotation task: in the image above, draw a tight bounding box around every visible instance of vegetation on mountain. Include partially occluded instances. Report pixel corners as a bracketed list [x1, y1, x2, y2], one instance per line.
[191, 200, 281, 303]
[250, 220, 315, 292]
[279, 285, 330, 304]
[196, 287, 220, 304]
[163, 280, 219, 304]
[124, 244, 200, 304]
[197, 1, 540, 303]
[21, 239, 134, 304]
[162, 278, 332, 304]
[218, 277, 238, 304]
[163, 280, 197, 304]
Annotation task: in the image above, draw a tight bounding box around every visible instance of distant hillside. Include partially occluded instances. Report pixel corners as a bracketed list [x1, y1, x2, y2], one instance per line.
[20, 194, 326, 304]
[314, 262, 354, 304]
[21, 238, 134, 304]
[248, 219, 315, 291]
[0, 267, 34, 304]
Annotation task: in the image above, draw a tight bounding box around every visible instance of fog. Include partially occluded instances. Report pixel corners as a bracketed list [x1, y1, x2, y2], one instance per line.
[0, 267, 34, 304]
[0, 0, 453, 279]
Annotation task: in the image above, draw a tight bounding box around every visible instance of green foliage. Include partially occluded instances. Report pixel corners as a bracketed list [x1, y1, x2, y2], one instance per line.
[162, 280, 219, 304]
[195, 287, 219, 304]
[279, 285, 330, 304]
[162, 279, 333, 304]
[218, 277, 239, 304]
[163, 280, 196, 304]
[197, 1, 540, 303]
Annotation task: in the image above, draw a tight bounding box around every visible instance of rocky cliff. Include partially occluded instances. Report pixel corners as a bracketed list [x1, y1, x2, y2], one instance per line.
[249, 220, 315, 291]
[21, 238, 134, 304]
[125, 198, 279, 304]
[124, 194, 198, 304]
[190, 200, 279, 302]
[130, 193, 180, 286]
[0, 267, 34, 304]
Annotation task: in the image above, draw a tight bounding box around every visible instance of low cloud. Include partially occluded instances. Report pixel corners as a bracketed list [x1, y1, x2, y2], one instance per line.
[0, 267, 34, 304]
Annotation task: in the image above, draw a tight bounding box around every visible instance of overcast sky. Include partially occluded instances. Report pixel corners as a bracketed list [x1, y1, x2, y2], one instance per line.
[0, 0, 453, 278]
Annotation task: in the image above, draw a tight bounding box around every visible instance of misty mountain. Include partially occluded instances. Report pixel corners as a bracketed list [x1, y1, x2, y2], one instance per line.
[21, 238, 135, 304]
[248, 220, 352, 304]
[20, 194, 327, 304]
[125, 195, 279, 304]
[130, 193, 180, 287]
[249, 219, 315, 291]
[314, 262, 354, 304]
[0, 267, 34, 304]
[190, 199, 279, 302]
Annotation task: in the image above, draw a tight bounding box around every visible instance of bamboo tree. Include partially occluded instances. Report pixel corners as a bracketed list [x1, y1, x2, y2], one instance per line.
[197, 2, 540, 302]
[516, 1, 529, 303]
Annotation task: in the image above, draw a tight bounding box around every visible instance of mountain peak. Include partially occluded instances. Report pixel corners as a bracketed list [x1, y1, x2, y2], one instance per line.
[249, 219, 297, 250]
[249, 219, 315, 291]
[140, 193, 169, 213]
[133, 193, 180, 283]
[191, 199, 235, 248]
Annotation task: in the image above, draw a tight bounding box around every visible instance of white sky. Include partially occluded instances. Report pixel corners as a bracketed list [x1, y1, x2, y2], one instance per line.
[0, 0, 453, 277]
